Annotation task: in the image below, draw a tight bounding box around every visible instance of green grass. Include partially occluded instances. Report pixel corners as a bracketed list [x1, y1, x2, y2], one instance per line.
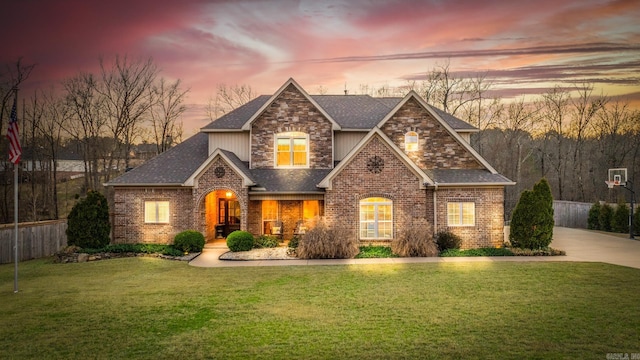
[355, 245, 398, 258]
[440, 247, 515, 257]
[1, 259, 639, 359]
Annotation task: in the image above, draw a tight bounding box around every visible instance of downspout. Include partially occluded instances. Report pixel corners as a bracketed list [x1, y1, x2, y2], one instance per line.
[429, 182, 439, 235]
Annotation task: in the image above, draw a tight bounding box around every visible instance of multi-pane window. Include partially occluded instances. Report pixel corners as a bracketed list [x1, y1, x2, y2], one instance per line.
[405, 131, 419, 151]
[144, 201, 170, 223]
[359, 197, 393, 239]
[276, 132, 308, 167]
[447, 202, 475, 226]
[262, 200, 278, 234]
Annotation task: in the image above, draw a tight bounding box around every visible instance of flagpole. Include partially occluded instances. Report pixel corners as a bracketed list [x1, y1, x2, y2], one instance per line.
[14, 151, 18, 293]
[12, 87, 19, 293]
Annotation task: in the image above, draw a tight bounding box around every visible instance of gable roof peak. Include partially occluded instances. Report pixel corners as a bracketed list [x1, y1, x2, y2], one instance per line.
[240, 78, 341, 131]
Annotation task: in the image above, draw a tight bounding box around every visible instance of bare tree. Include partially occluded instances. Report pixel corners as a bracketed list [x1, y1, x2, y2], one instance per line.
[568, 82, 607, 200]
[206, 84, 256, 120]
[538, 86, 571, 199]
[148, 78, 188, 154]
[38, 89, 71, 219]
[98, 55, 159, 173]
[63, 72, 107, 191]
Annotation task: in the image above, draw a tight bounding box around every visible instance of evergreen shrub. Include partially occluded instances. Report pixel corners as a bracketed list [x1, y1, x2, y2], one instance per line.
[611, 202, 629, 233]
[226, 231, 254, 252]
[509, 178, 555, 249]
[66, 190, 111, 249]
[598, 204, 614, 232]
[587, 202, 601, 230]
[173, 230, 205, 253]
[435, 231, 462, 252]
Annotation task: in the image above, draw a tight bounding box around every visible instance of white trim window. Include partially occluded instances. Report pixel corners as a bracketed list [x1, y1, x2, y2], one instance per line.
[360, 197, 393, 239]
[405, 131, 419, 151]
[447, 202, 475, 226]
[145, 201, 170, 223]
[275, 132, 309, 168]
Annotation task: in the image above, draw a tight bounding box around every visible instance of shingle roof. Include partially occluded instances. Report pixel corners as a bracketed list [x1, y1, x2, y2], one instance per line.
[201, 95, 271, 130]
[106, 132, 209, 185]
[428, 169, 514, 185]
[202, 94, 477, 131]
[219, 149, 255, 184]
[249, 169, 332, 193]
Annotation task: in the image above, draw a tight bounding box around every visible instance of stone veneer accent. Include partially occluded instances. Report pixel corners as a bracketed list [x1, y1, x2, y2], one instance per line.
[434, 186, 505, 249]
[324, 135, 429, 243]
[380, 97, 483, 170]
[250, 84, 333, 169]
[112, 187, 194, 244]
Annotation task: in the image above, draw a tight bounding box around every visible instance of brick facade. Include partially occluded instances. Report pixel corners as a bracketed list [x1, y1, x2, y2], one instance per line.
[110, 84, 508, 249]
[250, 84, 333, 169]
[325, 135, 429, 243]
[380, 98, 483, 170]
[112, 187, 193, 244]
[434, 187, 505, 249]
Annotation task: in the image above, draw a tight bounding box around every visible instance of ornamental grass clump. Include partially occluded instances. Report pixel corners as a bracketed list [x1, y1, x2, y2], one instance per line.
[297, 222, 358, 259]
[391, 219, 438, 257]
[226, 231, 254, 252]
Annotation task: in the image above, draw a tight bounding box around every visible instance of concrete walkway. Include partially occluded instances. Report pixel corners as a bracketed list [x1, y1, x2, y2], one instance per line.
[188, 227, 640, 269]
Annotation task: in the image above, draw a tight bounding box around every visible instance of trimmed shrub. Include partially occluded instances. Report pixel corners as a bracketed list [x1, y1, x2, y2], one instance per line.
[174, 230, 205, 253]
[226, 231, 254, 252]
[297, 222, 358, 259]
[587, 202, 601, 230]
[435, 231, 462, 252]
[598, 203, 614, 232]
[66, 190, 111, 249]
[391, 219, 438, 257]
[612, 202, 630, 233]
[254, 235, 279, 248]
[509, 178, 554, 249]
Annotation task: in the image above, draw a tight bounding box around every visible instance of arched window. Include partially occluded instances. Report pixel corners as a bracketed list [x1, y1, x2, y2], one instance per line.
[359, 197, 393, 239]
[275, 132, 308, 167]
[405, 131, 419, 151]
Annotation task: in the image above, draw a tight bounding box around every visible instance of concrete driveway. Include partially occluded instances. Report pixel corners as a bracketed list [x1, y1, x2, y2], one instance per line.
[549, 227, 640, 269]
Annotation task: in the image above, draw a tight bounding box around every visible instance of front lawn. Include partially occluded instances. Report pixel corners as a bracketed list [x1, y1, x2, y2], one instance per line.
[1, 259, 638, 359]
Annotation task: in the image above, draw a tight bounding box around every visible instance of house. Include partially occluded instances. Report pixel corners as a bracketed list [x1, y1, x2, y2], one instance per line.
[106, 78, 514, 248]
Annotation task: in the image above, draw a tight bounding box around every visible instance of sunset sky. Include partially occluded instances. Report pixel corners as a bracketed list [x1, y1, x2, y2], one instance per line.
[2, 0, 639, 134]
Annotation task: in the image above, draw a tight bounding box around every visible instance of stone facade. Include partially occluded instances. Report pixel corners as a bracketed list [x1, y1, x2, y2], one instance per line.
[434, 186, 505, 249]
[380, 98, 483, 170]
[325, 135, 429, 243]
[112, 187, 193, 244]
[250, 84, 334, 169]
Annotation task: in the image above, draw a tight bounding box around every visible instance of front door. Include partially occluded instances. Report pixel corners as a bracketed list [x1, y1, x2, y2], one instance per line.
[218, 198, 241, 237]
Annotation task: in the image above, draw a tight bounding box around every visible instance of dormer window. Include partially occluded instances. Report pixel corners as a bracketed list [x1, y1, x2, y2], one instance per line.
[275, 132, 308, 168]
[405, 131, 419, 151]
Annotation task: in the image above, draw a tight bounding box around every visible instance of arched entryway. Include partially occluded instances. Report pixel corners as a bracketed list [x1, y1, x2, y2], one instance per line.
[204, 189, 241, 240]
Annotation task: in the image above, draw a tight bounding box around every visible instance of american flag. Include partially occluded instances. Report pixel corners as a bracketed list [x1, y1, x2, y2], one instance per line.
[7, 94, 21, 164]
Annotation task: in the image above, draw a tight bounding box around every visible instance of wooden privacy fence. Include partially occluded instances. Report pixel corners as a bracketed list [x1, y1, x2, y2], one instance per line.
[0, 220, 67, 264]
[553, 200, 591, 229]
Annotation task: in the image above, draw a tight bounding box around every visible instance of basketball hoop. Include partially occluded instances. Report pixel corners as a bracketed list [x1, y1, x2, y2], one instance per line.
[605, 181, 615, 189]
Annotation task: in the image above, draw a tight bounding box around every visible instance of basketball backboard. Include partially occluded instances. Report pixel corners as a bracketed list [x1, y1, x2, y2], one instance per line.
[606, 168, 627, 188]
